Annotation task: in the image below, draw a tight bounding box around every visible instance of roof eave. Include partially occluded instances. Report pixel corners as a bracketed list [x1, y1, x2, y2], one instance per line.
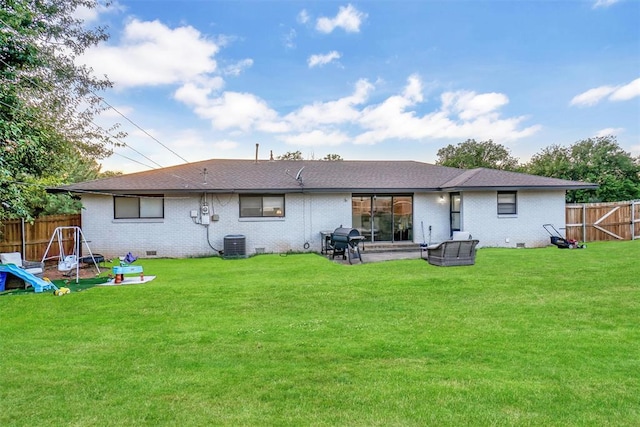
[441, 184, 599, 192]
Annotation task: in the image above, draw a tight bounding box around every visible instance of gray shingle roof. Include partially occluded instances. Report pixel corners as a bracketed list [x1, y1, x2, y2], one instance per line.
[53, 159, 597, 194]
[440, 167, 594, 190]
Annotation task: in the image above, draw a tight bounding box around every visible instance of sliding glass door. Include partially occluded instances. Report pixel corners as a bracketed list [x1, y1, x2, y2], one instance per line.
[352, 195, 413, 242]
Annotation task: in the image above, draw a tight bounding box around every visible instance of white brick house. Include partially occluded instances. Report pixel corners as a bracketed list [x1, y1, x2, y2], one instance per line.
[54, 159, 595, 258]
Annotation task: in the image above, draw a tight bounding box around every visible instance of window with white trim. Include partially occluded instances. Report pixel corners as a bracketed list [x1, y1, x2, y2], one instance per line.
[240, 195, 285, 218]
[114, 195, 164, 219]
[497, 191, 517, 215]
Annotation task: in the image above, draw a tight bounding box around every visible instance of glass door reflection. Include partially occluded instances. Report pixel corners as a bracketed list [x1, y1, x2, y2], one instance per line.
[352, 195, 412, 242]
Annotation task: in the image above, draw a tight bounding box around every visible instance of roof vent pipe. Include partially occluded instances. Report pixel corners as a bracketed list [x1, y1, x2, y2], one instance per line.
[255, 143, 259, 163]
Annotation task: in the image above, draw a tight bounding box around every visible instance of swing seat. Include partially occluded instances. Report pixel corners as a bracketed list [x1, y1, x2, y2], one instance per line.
[58, 255, 78, 272]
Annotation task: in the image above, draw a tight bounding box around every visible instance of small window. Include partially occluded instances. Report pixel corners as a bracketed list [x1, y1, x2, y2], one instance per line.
[114, 195, 164, 219]
[497, 191, 517, 215]
[240, 195, 285, 218]
[450, 193, 461, 232]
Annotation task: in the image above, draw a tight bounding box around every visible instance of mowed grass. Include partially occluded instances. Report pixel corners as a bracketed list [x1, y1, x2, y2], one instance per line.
[1, 241, 638, 426]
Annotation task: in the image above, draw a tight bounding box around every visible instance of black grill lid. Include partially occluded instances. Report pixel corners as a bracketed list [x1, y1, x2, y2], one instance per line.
[332, 227, 361, 238]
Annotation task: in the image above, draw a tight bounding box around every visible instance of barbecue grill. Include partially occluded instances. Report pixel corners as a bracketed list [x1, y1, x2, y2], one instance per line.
[330, 227, 365, 264]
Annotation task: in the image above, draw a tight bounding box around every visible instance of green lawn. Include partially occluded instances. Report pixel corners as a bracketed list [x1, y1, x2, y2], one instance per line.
[1, 242, 638, 426]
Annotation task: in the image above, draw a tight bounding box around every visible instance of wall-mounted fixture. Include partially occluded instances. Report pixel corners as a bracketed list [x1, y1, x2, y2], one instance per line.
[201, 204, 210, 225]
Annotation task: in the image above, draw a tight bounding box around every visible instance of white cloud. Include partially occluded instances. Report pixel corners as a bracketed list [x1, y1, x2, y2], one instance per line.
[297, 9, 310, 24]
[354, 76, 540, 145]
[173, 72, 539, 148]
[223, 59, 254, 76]
[285, 78, 373, 128]
[283, 28, 297, 49]
[609, 77, 640, 101]
[316, 4, 367, 34]
[570, 77, 640, 106]
[402, 74, 424, 103]
[595, 127, 624, 137]
[81, 19, 220, 88]
[192, 91, 285, 132]
[74, 1, 125, 24]
[173, 78, 224, 108]
[308, 51, 342, 68]
[570, 85, 617, 106]
[442, 91, 509, 120]
[593, 0, 620, 9]
[281, 130, 349, 147]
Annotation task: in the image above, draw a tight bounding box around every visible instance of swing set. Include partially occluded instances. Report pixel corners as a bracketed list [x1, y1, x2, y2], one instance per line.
[41, 226, 101, 283]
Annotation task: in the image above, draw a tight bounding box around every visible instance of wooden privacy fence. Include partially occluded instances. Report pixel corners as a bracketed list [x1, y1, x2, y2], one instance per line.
[0, 214, 81, 261]
[566, 200, 640, 242]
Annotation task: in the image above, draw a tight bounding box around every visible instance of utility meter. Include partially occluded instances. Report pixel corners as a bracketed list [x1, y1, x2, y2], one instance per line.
[201, 204, 210, 225]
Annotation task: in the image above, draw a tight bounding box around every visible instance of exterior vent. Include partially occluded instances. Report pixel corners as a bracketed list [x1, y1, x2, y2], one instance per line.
[224, 235, 246, 259]
[255, 247, 265, 254]
[146, 250, 157, 256]
[516, 243, 526, 248]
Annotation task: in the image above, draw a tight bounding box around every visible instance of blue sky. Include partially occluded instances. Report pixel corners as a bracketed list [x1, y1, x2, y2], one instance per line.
[77, 0, 640, 173]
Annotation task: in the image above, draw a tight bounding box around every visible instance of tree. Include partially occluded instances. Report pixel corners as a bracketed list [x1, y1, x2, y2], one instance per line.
[567, 136, 640, 202]
[523, 136, 640, 202]
[277, 150, 303, 160]
[523, 144, 573, 180]
[322, 153, 343, 161]
[27, 156, 122, 217]
[436, 139, 519, 170]
[0, 0, 119, 221]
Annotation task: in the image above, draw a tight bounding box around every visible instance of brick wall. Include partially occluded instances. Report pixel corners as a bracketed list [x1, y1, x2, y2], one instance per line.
[461, 190, 566, 248]
[413, 193, 451, 244]
[80, 189, 567, 257]
[80, 192, 353, 258]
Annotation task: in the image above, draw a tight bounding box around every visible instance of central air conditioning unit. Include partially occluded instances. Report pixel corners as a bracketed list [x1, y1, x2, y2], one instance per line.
[223, 235, 246, 259]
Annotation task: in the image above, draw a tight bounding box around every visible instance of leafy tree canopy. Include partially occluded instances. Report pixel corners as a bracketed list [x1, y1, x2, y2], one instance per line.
[322, 153, 343, 161]
[523, 136, 640, 203]
[277, 150, 304, 160]
[1, 0, 120, 220]
[436, 139, 519, 171]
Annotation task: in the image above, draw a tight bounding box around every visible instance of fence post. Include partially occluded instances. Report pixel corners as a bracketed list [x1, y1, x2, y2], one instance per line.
[582, 203, 587, 243]
[633, 201, 636, 240]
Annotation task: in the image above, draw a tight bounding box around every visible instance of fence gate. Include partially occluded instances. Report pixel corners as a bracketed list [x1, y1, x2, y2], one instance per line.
[566, 200, 640, 242]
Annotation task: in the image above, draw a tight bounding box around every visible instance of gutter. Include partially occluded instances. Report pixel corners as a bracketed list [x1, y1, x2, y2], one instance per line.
[439, 184, 599, 192]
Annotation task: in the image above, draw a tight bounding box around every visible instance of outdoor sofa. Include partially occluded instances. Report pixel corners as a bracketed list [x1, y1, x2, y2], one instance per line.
[423, 239, 479, 266]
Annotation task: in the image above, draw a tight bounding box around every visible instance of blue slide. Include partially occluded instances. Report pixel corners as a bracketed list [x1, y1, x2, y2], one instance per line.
[0, 264, 58, 293]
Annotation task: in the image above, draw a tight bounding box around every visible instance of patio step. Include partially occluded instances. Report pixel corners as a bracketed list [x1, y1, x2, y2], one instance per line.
[360, 242, 422, 253]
